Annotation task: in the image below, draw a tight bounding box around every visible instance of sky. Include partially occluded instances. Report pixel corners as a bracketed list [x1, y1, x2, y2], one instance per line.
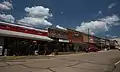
[0, 0, 120, 38]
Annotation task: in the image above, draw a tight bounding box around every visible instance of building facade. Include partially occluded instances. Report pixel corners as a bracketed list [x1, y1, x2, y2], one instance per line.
[67, 29, 83, 52]
[0, 21, 53, 56]
[48, 27, 69, 52]
[0, 21, 112, 55]
[67, 29, 83, 43]
[48, 27, 68, 42]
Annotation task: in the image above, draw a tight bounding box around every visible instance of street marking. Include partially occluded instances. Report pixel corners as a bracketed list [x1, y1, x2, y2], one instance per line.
[115, 60, 120, 66]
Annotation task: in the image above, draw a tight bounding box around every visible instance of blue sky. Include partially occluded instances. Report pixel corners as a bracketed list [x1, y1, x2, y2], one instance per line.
[0, 0, 120, 38]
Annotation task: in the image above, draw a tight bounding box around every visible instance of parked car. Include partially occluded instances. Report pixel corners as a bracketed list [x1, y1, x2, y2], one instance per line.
[86, 47, 99, 52]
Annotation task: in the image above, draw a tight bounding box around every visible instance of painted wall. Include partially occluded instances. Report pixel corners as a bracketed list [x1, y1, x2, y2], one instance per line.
[67, 30, 83, 43]
[82, 34, 88, 43]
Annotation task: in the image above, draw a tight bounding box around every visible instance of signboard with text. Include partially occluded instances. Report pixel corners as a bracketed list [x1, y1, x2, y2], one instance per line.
[48, 28, 68, 39]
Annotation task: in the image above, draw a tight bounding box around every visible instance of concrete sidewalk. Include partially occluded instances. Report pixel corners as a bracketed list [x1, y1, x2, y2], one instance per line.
[0, 52, 83, 61]
[0, 50, 116, 61]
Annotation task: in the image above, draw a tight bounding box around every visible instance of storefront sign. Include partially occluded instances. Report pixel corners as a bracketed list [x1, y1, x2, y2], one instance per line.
[59, 39, 69, 43]
[48, 28, 68, 39]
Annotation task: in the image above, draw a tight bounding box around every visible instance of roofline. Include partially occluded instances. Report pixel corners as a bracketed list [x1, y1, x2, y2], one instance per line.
[0, 21, 48, 32]
[48, 27, 67, 32]
[67, 28, 109, 40]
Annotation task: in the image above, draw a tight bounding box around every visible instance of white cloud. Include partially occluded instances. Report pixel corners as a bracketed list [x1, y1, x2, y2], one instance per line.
[0, 1, 12, 10]
[98, 11, 102, 14]
[60, 12, 64, 14]
[106, 34, 110, 37]
[56, 25, 67, 30]
[18, 6, 52, 27]
[0, 14, 15, 23]
[91, 32, 95, 35]
[108, 3, 116, 9]
[2, 1, 12, 8]
[111, 36, 117, 38]
[76, 15, 120, 35]
[25, 6, 52, 19]
[18, 17, 52, 26]
[0, 3, 10, 10]
[106, 34, 118, 38]
[99, 15, 119, 25]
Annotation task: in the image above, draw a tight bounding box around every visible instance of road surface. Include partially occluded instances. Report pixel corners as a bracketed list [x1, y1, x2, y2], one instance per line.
[0, 50, 120, 72]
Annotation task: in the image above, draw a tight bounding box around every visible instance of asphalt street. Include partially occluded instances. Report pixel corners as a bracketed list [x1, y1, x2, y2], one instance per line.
[0, 50, 120, 72]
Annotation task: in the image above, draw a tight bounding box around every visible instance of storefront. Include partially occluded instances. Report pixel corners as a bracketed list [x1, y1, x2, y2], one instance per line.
[67, 29, 83, 52]
[48, 27, 69, 52]
[83, 34, 102, 49]
[82, 33, 101, 50]
[91, 36, 102, 49]
[0, 21, 53, 56]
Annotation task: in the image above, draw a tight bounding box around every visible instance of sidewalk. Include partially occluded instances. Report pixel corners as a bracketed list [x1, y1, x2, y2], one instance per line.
[0, 50, 116, 61]
[0, 52, 83, 61]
